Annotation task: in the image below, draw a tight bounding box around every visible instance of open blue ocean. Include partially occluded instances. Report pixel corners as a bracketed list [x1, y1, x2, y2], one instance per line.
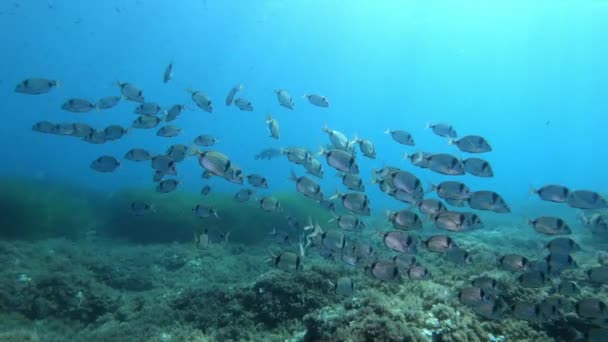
[1, 1, 607, 341]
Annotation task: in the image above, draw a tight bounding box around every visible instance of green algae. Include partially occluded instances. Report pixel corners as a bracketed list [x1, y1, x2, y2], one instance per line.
[0, 177, 102, 240]
[0, 177, 332, 244]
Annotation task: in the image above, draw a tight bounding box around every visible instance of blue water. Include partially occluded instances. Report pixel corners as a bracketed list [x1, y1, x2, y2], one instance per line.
[1, 0, 607, 214]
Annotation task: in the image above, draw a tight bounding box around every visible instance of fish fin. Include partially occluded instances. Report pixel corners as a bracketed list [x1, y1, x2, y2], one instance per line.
[186, 144, 199, 156]
[384, 129, 391, 134]
[425, 122, 433, 129]
[328, 188, 342, 201]
[303, 216, 314, 231]
[317, 147, 327, 157]
[288, 169, 298, 182]
[448, 138, 455, 145]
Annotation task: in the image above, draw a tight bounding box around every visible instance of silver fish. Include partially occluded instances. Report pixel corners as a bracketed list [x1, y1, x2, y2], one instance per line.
[96, 96, 121, 110]
[15, 78, 58, 95]
[156, 125, 182, 138]
[432, 211, 469, 232]
[386, 129, 415, 146]
[194, 134, 218, 147]
[446, 247, 473, 265]
[62, 98, 96, 113]
[417, 199, 447, 217]
[268, 248, 303, 273]
[200, 185, 211, 196]
[588, 267, 608, 284]
[304, 157, 324, 178]
[576, 298, 608, 319]
[234, 98, 254, 111]
[354, 137, 376, 159]
[130, 201, 153, 215]
[393, 254, 417, 270]
[290, 170, 323, 201]
[405, 152, 431, 168]
[499, 254, 529, 272]
[71, 123, 95, 138]
[166, 144, 191, 163]
[192, 204, 219, 218]
[517, 271, 548, 288]
[151, 155, 177, 175]
[449, 135, 492, 153]
[467, 191, 510, 213]
[531, 184, 570, 203]
[529, 217, 571, 235]
[459, 287, 492, 307]
[188, 89, 213, 113]
[55, 123, 75, 136]
[556, 280, 579, 295]
[425, 153, 465, 175]
[260, 196, 281, 212]
[135, 102, 164, 116]
[125, 148, 154, 162]
[511, 302, 543, 322]
[198, 151, 231, 177]
[304, 93, 329, 107]
[132, 115, 162, 129]
[82, 130, 106, 144]
[463, 158, 494, 177]
[103, 125, 129, 141]
[323, 125, 351, 151]
[234, 188, 255, 202]
[430, 181, 471, 200]
[382, 231, 417, 253]
[163, 62, 173, 83]
[567, 190, 608, 210]
[165, 104, 186, 122]
[226, 84, 242, 106]
[32, 121, 57, 134]
[90, 155, 120, 173]
[427, 122, 457, 138]
[546, 237, 580, 255]
[117, 81, 144, 102]
[332, 191, 370, 216]
[386, 210, 422, 230]
[266, 115, 279, 139]
[337, 172, 364, 192]
[407, 265, 431, 280]
[424, 235, 457, 253]
[390, 170, 423, 195]
[472, 276, 501, 295]
[365, 261, 400, 282]
[319, 148, 358, 174]
[156, 179, 179, 193]
[332, 277, 354, 296]
[275, 89, 294, 109]
[247, 174, 269, 188]
[282, 147, 313, 165]
[331, 214, 365, 231]
[321, 230, 346, 252]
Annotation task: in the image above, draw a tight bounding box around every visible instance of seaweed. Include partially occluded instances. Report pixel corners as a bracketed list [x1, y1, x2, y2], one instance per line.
[0, 177, 102, 240]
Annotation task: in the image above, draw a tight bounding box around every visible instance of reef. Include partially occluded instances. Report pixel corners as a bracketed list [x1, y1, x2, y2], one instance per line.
[0, 177, 606, 341]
